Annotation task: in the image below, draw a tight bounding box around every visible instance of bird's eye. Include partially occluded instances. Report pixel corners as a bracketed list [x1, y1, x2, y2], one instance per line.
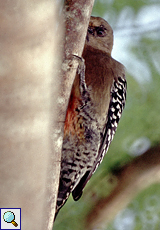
[96, 27, 106, 37]
[88, 27, 94, 35]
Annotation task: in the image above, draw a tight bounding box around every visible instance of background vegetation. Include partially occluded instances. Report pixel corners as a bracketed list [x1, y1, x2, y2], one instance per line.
[54, 0, 160, 229]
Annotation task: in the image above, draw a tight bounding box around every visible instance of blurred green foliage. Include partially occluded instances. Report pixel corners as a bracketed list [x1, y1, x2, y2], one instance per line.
[107, 184, 160, 230]
[54, 0, 160, 229]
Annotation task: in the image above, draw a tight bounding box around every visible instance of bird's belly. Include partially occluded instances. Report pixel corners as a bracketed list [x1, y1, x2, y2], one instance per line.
[61, 104, 101, 190]
[61, 133, 99, 190]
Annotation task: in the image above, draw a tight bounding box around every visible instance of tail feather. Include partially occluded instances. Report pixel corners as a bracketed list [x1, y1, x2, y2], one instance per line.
[54, 179, 71, 220]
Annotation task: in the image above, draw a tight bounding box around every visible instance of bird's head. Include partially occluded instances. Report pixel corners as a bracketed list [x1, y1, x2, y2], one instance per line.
[86, 16, 113, 55]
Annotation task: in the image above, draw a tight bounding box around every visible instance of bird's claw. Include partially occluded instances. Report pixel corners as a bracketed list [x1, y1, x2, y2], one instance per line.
[72, 55, 85, 75]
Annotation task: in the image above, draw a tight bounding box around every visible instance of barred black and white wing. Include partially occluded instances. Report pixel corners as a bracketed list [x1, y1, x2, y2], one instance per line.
[97, 76, 127, 165]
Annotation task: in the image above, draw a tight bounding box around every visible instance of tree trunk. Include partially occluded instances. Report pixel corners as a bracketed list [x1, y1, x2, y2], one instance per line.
[0, 1, 63, 230]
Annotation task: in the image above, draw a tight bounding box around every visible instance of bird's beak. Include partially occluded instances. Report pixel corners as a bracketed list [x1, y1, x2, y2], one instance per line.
[86, 27, 93, 42]
[86, 33, 89, 42]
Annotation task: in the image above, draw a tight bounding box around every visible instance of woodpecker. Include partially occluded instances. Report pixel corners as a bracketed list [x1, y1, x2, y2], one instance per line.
[55, 16, 127, 218]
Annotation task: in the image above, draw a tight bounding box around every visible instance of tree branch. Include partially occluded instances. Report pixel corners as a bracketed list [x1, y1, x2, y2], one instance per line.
[87, 145, 160, 229]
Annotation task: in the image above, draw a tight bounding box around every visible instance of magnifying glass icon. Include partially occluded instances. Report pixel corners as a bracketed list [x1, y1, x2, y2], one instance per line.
[3, 211, 18, 227]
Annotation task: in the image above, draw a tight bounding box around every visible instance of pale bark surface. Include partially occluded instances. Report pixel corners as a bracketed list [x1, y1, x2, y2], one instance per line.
[0, 1, 63, 230]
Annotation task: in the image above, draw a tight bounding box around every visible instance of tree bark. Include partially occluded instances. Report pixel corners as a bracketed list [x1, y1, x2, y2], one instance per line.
[0, 1, 63, 230]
